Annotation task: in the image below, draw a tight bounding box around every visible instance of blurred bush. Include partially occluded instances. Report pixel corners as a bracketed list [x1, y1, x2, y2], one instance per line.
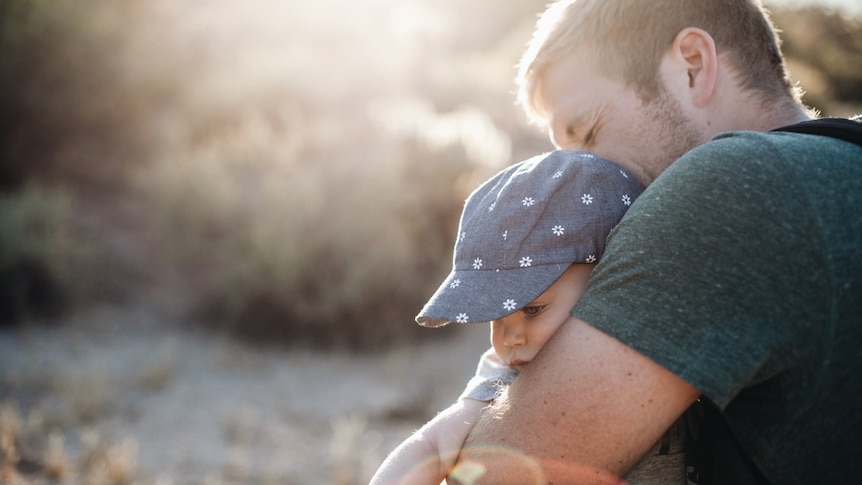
[0, 186, 93, 323]
[0, 0, 162, 191]
[135, 98, 509, 349]
[1, 0, 860, 349]
[774, 7, 862, 116]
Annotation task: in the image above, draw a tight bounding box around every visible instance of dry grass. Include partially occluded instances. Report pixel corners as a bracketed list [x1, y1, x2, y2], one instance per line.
[0, 308, 491, 484]
[0, 401, 140, 485]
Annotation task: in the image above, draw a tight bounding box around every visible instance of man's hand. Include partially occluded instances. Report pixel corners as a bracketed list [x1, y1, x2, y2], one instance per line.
[449, 317, 700, 485]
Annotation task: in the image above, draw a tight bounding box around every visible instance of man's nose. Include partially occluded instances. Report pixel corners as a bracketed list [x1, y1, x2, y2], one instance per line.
[549, 128, 583, 151]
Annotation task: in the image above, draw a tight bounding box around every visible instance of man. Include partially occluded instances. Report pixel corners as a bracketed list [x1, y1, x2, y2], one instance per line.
[450, 1, 862, 484]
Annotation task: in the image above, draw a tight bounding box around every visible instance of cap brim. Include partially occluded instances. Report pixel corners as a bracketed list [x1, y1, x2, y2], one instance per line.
[415, 263, 571, 327]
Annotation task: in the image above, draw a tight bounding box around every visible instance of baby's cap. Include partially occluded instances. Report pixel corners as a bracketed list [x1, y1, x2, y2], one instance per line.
[416, 150, 643, 327]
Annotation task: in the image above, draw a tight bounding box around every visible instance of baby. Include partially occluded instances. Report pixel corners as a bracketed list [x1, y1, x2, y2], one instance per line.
[371, 150, 687, 485]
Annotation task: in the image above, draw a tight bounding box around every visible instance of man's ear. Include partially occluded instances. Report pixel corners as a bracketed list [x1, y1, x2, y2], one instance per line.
[668, 27, 718, 108]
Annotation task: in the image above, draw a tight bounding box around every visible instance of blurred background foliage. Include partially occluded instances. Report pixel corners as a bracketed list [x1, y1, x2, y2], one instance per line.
[0, 0, 860, 349]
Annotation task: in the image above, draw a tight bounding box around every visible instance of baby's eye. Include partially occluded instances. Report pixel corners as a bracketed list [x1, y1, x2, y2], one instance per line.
[522, 305, 546, 317]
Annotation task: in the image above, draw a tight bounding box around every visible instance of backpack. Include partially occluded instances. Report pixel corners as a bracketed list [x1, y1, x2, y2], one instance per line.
[771, 116, 862, 148]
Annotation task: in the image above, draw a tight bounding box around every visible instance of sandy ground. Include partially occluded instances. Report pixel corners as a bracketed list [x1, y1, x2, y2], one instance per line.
[0, 301, 491, 484]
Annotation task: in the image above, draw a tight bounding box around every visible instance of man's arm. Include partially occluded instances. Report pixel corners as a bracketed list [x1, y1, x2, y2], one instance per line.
[450, 317, 700, 485]
[370, 398, 487, 485]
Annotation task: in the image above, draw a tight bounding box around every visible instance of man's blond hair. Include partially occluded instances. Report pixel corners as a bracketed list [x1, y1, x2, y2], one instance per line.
[516, 0, 800, 126]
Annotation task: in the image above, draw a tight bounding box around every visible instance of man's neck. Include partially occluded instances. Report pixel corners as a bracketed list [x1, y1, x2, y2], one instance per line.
[752, 100, 814, 131]
[709, 94, 812, 138]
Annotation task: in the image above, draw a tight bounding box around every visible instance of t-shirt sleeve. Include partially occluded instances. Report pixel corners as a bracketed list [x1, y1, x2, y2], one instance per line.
[459, 347, 520, 401]
[573, 133, 829, 408]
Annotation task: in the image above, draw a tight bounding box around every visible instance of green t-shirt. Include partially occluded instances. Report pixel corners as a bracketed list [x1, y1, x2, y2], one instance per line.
[574, 129, 862, 484]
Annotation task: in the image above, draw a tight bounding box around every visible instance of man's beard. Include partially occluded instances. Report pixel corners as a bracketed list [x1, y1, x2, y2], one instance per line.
[643, 87, 705, 181]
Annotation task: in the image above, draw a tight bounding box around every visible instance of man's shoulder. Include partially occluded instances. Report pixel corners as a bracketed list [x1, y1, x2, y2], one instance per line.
[626, 127, 859, 238]
[652, 127, 859, 194]
[705, 126, 862, 159]
[643, 132, 784, 199]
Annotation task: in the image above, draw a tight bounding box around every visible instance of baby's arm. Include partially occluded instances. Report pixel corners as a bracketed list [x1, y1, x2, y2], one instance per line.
[369, 397, 487, 485]
[371, 348, 517, 485]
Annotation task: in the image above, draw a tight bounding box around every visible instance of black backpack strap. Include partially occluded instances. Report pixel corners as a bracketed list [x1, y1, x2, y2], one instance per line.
[770, 117, 862, 148]
[685, 399, 772, 485]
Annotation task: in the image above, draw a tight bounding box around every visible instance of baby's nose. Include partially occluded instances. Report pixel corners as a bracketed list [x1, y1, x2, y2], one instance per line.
[503, 321, 527, 347]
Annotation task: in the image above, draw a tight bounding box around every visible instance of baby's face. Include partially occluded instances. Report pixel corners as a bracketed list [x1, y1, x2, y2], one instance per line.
[491, 264, 593, 370]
